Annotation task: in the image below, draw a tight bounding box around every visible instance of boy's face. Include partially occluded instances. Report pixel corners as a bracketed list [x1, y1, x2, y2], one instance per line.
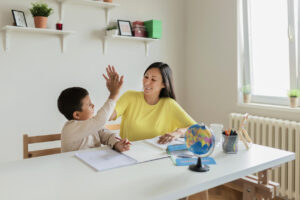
[73, 95, 95, 120]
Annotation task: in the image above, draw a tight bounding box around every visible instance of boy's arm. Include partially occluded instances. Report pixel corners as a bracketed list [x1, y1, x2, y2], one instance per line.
[98, 128, 118, 148]
[64, 99, 115, 141]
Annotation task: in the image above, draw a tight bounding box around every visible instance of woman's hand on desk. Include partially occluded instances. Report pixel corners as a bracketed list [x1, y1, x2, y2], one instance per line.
[158, 127, 188, 144]
[114, 138, 131, 152]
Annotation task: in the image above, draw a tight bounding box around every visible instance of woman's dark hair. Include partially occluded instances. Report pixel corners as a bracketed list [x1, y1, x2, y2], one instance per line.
[144, 62, 176, 100]
[57, 87, 89, 120]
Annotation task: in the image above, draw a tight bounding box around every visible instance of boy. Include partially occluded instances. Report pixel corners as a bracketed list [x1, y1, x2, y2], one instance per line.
[57, 66, 130, 152]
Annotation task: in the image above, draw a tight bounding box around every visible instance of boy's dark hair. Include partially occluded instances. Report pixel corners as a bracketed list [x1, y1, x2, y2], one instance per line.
[57, 87, 89, 120]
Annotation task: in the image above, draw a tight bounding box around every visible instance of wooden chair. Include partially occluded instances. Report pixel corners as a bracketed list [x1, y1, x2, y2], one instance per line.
[23, 124, 120, 159]
[23, 133, 61, 159]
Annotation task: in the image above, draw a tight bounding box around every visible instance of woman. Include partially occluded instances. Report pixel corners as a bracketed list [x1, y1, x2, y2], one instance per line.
[109, 62, 196, 144]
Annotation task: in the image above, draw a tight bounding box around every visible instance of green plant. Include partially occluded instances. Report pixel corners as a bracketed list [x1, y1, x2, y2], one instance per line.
[30, 2, 53, 17]
[288, 89, 300, 98]
[106, 25, 117, 31]
[241, 84, 251, 94]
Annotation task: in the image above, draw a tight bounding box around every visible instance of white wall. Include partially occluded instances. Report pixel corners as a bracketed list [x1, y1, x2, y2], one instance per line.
[0, 0, 186, 162]
[184, 0, 300, 127]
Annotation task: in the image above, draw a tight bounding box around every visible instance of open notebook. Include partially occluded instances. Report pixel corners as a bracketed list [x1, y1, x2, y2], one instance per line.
[75, 141, 169, 172]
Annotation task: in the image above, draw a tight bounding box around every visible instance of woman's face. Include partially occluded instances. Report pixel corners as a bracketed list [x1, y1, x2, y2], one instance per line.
[143, 68, 165, 97]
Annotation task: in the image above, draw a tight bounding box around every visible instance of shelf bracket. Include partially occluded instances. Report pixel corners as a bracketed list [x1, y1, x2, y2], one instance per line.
[60, 34, 71, 53]
[56, 0, 66, 22]
[60, 35, 65, 53]
[145, 42, 150, 56]
[103, 38, 107, 55]
[3, 29, 9, 51]
[105, 8, 110, 25]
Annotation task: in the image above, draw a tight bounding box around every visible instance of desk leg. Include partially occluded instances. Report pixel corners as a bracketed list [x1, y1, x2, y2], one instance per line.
[243, 183, 255, 200]
[186, 190, 208, 200]
[258, 170, 269, 184]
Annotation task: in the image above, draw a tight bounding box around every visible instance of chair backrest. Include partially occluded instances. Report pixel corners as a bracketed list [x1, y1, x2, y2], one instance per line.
[105, 124, 121, 130]
[23, 124, 120, 159]
[23, 133, 61, 159]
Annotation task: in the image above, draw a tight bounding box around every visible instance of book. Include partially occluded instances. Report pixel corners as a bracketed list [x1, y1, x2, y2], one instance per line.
[167, 144, 187, 152]
[75, 141, 169, 172]
[168, 149, 216, 166]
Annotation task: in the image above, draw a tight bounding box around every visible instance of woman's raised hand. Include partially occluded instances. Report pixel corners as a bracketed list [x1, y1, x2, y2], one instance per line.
[103, 65, 124, 100]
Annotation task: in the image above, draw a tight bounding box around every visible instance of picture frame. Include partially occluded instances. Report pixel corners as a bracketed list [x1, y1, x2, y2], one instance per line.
[117, 20, 133, 36]
[12, 10, 27, 27]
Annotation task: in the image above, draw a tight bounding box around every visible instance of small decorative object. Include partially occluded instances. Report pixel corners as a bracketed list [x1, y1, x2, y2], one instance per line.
[185, 124, 215, 172]
[222, 130, 238, 153]
[132, 21, 146, 37]
[288, 89, 300, 108]
[144, 19, 162, 39]
[241, 84, 251, 103]
[237, 113, 252, 149]
[117, 20, 133, 36]
[103, 0, 113, 2]
[106, 25, 118, 36]
[56, 21, 63, 30]
[11, 10, 27, 27]
[29, 2, 53, 28]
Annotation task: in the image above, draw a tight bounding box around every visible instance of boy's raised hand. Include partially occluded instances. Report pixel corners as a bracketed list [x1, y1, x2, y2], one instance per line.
[102, 65, 124, 101]
[114, 138, 131, 152]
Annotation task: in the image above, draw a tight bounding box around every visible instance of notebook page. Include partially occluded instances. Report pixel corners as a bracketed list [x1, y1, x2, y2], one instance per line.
[122, 141, 169, 163]
[75, 148, 137, 172]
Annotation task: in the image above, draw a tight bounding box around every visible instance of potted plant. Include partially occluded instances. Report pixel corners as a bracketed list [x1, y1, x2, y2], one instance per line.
[241, 84, 251, 103]
[106, 25, 118, 36]
[288, 89, 300, 108]
[29, 2, 53, 28]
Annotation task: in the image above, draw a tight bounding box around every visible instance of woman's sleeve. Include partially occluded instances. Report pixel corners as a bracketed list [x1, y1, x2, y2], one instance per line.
[169, 99, 197, 128]
[114, 91, 132, 119]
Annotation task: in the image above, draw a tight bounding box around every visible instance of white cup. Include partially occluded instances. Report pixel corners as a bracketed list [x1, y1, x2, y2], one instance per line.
[210, 123, 224, 147]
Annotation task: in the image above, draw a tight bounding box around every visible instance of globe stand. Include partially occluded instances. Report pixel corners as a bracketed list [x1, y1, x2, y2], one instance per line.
[189, 157, 209, 172]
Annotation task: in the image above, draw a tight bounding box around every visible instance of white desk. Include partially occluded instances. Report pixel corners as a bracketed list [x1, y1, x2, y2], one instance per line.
[0, 143, 295, 200]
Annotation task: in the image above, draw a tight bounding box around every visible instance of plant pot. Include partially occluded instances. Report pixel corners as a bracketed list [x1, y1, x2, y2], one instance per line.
[34, 16, 48, 28]
[103, 0, 113, 3]
[106, 29, 118, 36]
[289, 97, 298, 108]
[243, 94, 251, 103]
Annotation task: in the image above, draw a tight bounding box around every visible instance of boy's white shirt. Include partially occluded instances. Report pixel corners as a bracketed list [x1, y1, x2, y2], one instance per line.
[61, 99, 118, 152]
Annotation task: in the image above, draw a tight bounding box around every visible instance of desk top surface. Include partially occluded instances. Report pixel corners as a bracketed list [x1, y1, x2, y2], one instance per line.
[0, 142, 295, 200]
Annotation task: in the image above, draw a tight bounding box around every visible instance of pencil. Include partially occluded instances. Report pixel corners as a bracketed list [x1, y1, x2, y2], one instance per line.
[115, 137, 132, 145]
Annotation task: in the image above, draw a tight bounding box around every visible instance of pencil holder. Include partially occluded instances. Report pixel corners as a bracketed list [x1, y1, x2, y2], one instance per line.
[222, 134, 238, 154]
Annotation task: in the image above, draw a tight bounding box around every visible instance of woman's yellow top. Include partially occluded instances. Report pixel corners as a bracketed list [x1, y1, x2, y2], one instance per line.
[115, 90, 196, 141]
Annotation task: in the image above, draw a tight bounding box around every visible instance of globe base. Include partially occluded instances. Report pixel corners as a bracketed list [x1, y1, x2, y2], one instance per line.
[189, 157, 209, 172]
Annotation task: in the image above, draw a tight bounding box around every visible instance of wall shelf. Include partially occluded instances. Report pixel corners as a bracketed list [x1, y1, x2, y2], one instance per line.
[55, 0, 120, 25]
[104, 35, 159, 56]
[2, 25, 75, 53]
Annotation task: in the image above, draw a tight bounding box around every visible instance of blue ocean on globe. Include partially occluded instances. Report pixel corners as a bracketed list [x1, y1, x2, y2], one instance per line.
[185, 124, 215, 157]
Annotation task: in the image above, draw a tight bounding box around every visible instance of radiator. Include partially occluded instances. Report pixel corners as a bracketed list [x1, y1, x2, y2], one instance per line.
[229, 113, 300, 200]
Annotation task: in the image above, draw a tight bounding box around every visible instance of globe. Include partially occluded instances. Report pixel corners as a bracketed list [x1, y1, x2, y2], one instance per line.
[185, 124, 215, 172]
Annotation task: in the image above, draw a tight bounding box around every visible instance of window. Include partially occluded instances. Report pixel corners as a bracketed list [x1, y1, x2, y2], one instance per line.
[240, 0, 299, 105]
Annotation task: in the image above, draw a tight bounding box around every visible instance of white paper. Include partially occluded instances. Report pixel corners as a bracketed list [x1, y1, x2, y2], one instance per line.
[75, 148, 137, 172]
[122, 141, 169, 163]
[145, 136, 185, 150]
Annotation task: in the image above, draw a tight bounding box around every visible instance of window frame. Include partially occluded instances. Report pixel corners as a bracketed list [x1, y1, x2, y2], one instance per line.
[240, 0, 298, 106]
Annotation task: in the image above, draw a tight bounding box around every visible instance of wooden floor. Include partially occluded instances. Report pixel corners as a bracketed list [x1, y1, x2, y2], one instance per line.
[187, 185, 286, 200]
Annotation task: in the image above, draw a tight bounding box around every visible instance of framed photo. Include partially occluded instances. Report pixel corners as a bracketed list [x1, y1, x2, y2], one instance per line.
[12, 10, 27, 27]
[117, 20, 133, 36]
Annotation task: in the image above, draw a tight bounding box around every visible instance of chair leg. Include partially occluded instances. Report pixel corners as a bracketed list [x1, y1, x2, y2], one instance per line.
[23, 134, 29, 159]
